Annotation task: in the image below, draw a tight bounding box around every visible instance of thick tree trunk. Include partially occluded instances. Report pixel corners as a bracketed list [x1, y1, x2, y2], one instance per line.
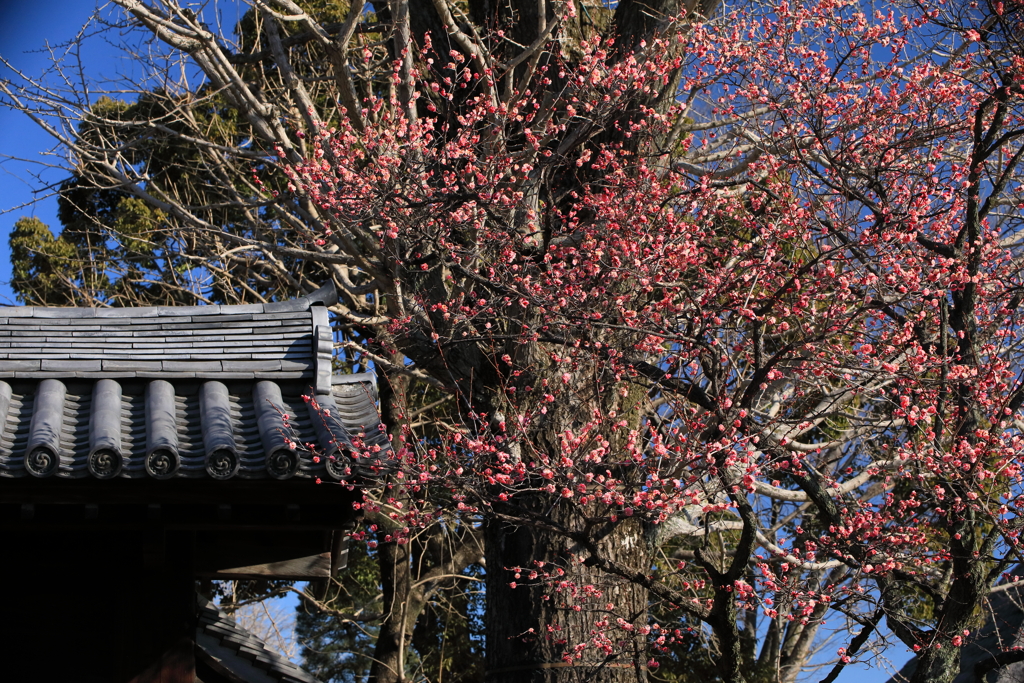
[476, 333, 654, 683]
[484, 495, 649, 683]
[387, 5, 690, 677]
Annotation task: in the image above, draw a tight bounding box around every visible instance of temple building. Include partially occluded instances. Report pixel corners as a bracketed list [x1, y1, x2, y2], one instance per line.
[0, 284, 389, 682]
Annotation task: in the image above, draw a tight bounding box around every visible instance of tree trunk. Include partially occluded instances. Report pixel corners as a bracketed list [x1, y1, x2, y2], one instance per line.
[485, 496, 649, 683]
[906, 513, 988, 683]
[370, 535, 414, 683]
[370, 357, 417, 683]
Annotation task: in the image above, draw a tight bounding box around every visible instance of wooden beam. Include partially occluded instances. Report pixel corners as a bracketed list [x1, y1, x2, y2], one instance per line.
[331, 528, 350, 573]
[0, 477, 362, 508]
[0, 500, 357, 530]
[202, 551, 332, 579]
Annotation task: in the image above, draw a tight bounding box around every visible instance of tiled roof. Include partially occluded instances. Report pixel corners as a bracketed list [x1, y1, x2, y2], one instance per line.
[0, 284, 336, 389]
[197, 596, 322, 683]
[0, 286, 392, 482]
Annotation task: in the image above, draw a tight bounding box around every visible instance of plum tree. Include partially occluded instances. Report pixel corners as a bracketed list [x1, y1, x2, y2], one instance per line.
[4, 1, 1024, 682]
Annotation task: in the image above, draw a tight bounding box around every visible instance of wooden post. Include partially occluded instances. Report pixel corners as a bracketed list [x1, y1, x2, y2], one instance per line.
[127, 529, 196, 683]
[128, 637, 195, 683]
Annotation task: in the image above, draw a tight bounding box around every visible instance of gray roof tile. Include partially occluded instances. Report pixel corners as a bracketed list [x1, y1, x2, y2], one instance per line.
[157, 304, 223, 316]
[0, 374, 389, 481]
[42, 360, 101, 372]
[32, 307, 96, 319]
[0, 284, 392, 482]
[0, 361, 40, 371]
[225, 360, 282, 372]
[0, 308, 36, 318]
[0, 286, 334, 381]
[95, 306, 159, 318]
[279, 361, 315, 372]
[163, 361, 223, 372]
[194, 595, 324, 683]
[102, 360, 162, 372]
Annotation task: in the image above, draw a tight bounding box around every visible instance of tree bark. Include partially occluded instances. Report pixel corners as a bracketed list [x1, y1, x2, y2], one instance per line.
[905, 512, 989, 683]
[370, 355, 416, 683]
[370, 535, 417, 683]
[485, 499, 649, 683]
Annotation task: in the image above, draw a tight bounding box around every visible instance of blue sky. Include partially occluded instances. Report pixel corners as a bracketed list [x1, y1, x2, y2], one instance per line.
[0, 3, 917, 679]
[0, 1, 122, 305]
